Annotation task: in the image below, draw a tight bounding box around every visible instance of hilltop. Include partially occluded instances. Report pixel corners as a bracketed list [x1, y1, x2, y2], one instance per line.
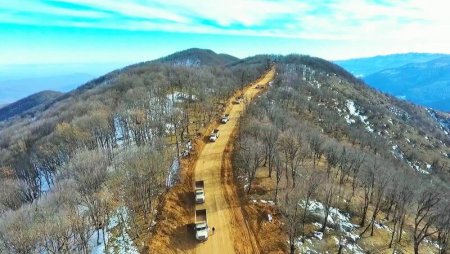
[157, 48, 240, 66]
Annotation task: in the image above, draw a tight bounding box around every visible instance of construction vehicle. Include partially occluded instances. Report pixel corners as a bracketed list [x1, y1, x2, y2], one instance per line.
[195, 180, 205, 203]
[209, 129, 220, 142]
[221, 114, 230, 124]
[195, 209, 208, 241]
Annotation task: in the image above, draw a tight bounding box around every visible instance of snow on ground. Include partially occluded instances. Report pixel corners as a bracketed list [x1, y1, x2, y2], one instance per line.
[346, 241, 365, 254]
[303, 200, 358, 232]
[414, 164, 430, 175]
[344, 114, 355, 124]
[392, 145, 430, 174]
[38, 171, 51, 193]
[374, 221, 391, 232]
[252, 199, 275, 205]
[345, 100, 374, 132]
[295, 200, 367, 254]
[114, 117, 125, 146]
[167, 91, 197, 104]
[313, 231, 323, 240]
[166, 158, 180, 188]
[90, 229, 107, 254]
[90, 206, 139, 254]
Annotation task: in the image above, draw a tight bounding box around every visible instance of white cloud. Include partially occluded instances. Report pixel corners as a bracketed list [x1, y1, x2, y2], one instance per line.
[3, 0, 450, 59]
[54, 0, 190, 23]
[159, 0, 311, 27]
[1, 1, 107, 19]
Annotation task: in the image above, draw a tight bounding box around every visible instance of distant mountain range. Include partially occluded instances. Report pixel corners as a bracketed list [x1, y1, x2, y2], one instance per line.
[335, 53, 447, 77]
[0, 73, 94, 105]
[336, 53, 450, 112]
[0, 90, 62, 121]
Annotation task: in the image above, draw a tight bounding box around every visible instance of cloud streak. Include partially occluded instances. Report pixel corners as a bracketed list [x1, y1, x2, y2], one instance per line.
[1, 0, 450, 60]
[1, 0, 449, 41]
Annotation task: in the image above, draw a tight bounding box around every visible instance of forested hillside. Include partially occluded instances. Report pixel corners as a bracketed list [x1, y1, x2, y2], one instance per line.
[233, 55, 450, 253]
[1, 50, 448, 254]
[0, 49, 268, 253]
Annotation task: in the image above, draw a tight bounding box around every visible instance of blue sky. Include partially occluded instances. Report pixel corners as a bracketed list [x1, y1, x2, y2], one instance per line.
[1, 0, 449, 65]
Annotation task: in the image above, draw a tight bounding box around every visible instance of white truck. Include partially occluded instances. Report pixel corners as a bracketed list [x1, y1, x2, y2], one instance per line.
[195, 180, 205, 203]
[209, 129, 220, 142]
[195, 209, 209, 241]
[221, 114, 230, 124]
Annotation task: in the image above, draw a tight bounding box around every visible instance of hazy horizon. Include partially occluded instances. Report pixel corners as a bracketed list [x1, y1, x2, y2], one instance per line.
[2, 0, 450, 104]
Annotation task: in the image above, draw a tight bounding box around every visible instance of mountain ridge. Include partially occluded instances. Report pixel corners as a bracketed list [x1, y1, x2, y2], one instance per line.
[335, 52, 447, 77]
[0, 90, 63, 121]
[365, 56, 450, 111]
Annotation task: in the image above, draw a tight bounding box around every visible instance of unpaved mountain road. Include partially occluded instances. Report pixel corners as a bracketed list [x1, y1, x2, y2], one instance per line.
[192, 68, 275, 254]
[148, 68, 275, 254]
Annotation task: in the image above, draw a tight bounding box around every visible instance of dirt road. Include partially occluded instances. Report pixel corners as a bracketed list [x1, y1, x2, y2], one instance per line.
[192, 68, 275, 254]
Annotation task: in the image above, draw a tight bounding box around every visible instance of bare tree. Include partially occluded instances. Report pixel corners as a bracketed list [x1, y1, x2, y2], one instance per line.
[273, 154, 284, 203]
[65, 149, 110, 246]
[320, 179, 336, 234]
[436, 198, 450, 254]
[280, 188, 303, 254]
[300, 171, 323, 239]
[260, 123, 279, 177]
[360, 162, 391, 237]
[413, 187, 441, 254]
[238, 137, 265, 194]
[277, 132, 301, 188]
[308, 132, 324, 168]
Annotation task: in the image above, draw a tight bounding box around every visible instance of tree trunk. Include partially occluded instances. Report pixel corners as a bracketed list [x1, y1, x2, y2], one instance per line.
[290, 243, 295, 254]
[414, 242, 419, 254]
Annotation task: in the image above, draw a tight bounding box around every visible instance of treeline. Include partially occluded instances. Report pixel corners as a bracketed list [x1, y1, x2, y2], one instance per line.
[233, 57, 450, 254]
[0, 57, 268, 253]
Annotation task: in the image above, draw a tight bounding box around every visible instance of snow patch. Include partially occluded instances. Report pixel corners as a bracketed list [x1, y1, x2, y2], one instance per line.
[313, 231, 323, 240]
[302, 200, 358, 232]
[166, 158, 180, 187]
[91, 206, 139, 254]
[345, 100, 374, 132]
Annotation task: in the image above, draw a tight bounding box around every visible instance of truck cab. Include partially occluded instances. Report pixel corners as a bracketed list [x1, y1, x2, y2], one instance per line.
[195, 189, 205, 203]
[195, 209, 208, 241]
[195, 180, 205, 203]
[195, 222, 209, 241]
[221, 114, 230, 124]
[209, 129, 220, 142]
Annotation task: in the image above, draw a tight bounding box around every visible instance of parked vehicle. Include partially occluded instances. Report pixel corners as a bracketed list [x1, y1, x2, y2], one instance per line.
[221, 114, 230, 124]
[234, 95, 243, 104]
[209, 129, 220, 142]
[195, 180, 205, 203]
[195, 209, 208, 241]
